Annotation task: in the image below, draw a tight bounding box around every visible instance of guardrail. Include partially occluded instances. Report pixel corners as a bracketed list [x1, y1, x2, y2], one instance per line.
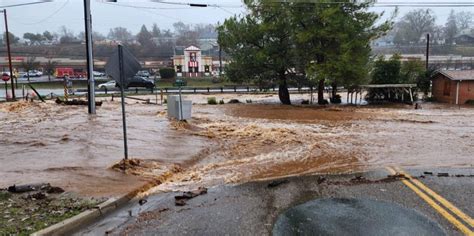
[76, 86, 326, 95]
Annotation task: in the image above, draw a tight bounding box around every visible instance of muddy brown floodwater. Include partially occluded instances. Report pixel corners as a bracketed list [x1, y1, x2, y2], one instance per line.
[1, 95, 473, 196]
[0, 99, 208, 197]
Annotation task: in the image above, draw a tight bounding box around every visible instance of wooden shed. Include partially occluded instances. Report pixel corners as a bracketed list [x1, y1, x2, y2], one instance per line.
[431, 70, 474, 104]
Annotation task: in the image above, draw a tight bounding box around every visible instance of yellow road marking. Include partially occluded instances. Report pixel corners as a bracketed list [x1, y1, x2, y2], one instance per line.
[394, 167, 474, 228]
[386, 167, 473, 236]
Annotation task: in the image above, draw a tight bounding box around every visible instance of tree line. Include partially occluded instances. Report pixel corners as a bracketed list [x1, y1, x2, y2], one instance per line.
[387, 9, 473, 46]
[0, 22, 217, 58]
[218, 0, 392, 105]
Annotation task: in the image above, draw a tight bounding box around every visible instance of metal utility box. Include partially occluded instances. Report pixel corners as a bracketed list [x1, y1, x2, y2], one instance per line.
[167, 95, 192, 120]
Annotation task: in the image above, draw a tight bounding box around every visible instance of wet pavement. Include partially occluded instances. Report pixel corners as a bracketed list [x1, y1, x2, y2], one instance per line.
[77, 167, 473, 236]
[273, 198, 444, 235]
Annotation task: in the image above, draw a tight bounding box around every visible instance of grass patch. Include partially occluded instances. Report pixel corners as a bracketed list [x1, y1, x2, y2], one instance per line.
[0, 190, 103, 235]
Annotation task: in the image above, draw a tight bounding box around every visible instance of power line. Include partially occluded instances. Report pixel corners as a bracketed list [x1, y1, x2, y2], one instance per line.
[14, 0, 70, 25]
[0, 1, 52, 8]
[145, 0, 474, 8]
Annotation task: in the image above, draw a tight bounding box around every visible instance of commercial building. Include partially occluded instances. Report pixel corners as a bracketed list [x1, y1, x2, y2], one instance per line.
[172, 45, 213, 77]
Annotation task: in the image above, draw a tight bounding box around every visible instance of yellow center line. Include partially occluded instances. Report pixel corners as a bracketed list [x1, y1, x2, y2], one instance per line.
[386, 167, 473, 236]
[394, 167, 474, 228]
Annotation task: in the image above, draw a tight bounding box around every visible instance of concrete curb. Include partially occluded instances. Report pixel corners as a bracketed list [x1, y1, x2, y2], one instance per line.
[32, 181, 156, 236]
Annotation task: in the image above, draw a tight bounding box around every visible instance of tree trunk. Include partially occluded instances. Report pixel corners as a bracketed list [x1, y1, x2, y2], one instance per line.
[48, 74, 51, 81]
[278, 76, 291, 105]
[27, 74, 30, 82]
[317, 78, 325, 104]
[331, 82, 337, 98]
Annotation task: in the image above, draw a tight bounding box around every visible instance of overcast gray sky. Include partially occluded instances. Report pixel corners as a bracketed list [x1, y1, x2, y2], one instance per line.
[1, 0, 473, 36]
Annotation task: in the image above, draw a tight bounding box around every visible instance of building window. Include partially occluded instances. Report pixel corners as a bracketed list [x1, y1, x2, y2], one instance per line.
[443, 79, 451, 96]
[204, 65, 210, 73]
[176, 65, 182, 73]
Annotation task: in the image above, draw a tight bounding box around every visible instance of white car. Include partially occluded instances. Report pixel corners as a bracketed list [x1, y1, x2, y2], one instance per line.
[27, 70, 42, 77]
[98, 80, 116, 89]
[93, 71, 106, 77]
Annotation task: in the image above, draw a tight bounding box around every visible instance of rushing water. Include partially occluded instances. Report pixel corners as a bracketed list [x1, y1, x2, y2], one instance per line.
[1, 94, 473, 196]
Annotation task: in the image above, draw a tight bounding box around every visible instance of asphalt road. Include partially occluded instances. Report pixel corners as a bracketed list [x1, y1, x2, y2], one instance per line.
[77, 167, 473, 236]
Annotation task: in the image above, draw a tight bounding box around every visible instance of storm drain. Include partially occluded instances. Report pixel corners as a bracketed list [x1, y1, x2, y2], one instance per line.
[273, 198, 445, 236]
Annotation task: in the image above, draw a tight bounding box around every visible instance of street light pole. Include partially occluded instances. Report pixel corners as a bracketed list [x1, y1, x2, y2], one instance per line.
[2, 9, 15, 99]
[83, 0, 95, 114]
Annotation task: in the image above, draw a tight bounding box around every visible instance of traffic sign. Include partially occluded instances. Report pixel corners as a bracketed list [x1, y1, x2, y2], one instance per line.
[2, 74, 9, 82]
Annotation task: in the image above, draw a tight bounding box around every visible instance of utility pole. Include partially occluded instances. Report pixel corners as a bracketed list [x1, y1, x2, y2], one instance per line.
[83, 0, 95, 114]
[2, 9, 15, 99]
[425, 33, 430, 70]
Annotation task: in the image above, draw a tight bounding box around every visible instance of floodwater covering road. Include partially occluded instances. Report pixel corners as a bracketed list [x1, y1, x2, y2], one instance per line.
[1, 93, 473, 197]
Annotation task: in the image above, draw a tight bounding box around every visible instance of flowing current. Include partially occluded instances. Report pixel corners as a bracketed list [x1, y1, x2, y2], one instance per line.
[1, 94, 473, 196]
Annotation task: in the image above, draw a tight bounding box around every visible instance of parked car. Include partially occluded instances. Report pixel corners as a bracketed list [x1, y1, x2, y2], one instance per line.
[18, 72, 27, 78]
[136, 70, 150, 78]
[97, 80, 116, 89]
[93, 71, 106, 77]
[27, 70, 42, 77]
[118, 76, 155, 89]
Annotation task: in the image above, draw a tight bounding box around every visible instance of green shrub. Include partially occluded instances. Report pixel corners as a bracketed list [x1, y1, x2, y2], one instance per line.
[164, 98, 167, 104]
[207, 97, 217, 105]
[159, 68, 175, 79]
[424, 96, 436, 102]
[219, 99, 225, 104]
[212, 76, 224, 83]
[246, 99, 252, 103]
[0, 191, 11, 201]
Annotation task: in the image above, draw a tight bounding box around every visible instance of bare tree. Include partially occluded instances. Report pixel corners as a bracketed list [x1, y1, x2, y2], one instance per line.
[398, 9, 436, 44]
[456, 11, 474, 30]
[107, 27, 133, 44]
[43, 59, 58, 81]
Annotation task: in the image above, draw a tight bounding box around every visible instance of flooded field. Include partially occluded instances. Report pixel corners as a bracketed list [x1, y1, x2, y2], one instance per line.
[1, 94, 473, 196]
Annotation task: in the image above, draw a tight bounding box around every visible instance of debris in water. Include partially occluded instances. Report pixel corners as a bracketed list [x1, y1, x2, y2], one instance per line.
[267, 179, 289, 188]
[437, 173, 449, 177]
[8, 183, 51, 193]
[174, 187, 208, 206]
[317, 176, 327, 184]
[46, 186, 65, 194]
[139, 199, 148, 206]
[111, 158, 141, 171]
[55, 97, 103, 106]
[423, 172, 433, 176]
